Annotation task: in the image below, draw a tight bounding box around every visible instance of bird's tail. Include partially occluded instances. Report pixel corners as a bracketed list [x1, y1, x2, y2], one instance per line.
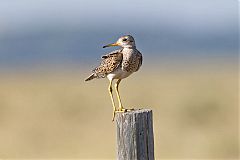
[85, 73, 97, 81]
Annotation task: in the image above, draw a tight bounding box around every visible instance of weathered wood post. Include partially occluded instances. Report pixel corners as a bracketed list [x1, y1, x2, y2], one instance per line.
[116, 109, 154, 160]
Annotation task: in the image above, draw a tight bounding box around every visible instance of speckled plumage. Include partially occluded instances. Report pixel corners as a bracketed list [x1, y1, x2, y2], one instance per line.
[85, 38, 142, 81]
[88, 48, 142, 80]
[121, 47, 142, 73]
[85, 35, 143, 121]
[93, 49, 123, 78]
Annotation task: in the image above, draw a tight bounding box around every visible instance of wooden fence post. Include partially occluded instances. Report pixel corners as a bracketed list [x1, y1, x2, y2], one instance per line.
[116, 109, 154, 160]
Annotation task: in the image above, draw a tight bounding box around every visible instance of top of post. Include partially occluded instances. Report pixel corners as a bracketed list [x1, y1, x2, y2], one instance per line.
[120, 109, 152, 115]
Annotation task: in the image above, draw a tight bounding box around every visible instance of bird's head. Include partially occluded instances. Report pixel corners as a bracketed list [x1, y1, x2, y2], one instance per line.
[103, 35, 136, 49]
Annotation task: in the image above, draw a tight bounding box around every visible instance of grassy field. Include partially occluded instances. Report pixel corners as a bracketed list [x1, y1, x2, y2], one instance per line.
[0, 62, 238, 159]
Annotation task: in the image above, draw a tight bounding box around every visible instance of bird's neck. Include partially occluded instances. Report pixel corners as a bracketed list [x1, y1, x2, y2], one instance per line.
[122, 45, 136, 49]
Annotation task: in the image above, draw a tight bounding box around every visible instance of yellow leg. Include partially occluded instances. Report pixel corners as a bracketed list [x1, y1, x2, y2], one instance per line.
[115, 79, 125, 111]
[115, 79, 135, 113]
[108, 79, 116, 121]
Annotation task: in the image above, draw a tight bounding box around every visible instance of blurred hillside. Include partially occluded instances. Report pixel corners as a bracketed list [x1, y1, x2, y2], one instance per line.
[0, 62, 238, 159]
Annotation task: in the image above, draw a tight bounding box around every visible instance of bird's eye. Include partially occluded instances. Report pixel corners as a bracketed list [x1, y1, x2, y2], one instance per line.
[122, 38, 127, 42]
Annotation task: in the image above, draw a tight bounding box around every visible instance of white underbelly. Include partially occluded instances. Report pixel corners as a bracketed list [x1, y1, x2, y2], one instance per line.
[107, 68, 132, 80]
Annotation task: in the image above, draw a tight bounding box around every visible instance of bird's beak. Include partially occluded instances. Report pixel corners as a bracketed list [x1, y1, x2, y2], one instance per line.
[103, 42, 119, 48]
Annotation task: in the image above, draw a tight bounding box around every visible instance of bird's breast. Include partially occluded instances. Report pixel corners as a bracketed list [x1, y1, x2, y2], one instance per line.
[121, 50, 140, 72]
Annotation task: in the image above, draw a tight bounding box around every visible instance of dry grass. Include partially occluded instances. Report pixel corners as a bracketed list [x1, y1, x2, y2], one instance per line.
[0, 63, 238, 159]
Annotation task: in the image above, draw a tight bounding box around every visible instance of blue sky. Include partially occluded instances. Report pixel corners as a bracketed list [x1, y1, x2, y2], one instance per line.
[0, 0, 236, 33]
[0, 0, 238, 70]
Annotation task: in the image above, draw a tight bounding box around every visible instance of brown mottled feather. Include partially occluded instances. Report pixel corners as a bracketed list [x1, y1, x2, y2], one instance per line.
[121, 49, 142, 73]
[135, 50, 143, 72]
[92, 49, 123, 78]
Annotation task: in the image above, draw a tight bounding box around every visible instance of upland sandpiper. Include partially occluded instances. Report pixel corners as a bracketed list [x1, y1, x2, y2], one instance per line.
[85, 35, 142, 121]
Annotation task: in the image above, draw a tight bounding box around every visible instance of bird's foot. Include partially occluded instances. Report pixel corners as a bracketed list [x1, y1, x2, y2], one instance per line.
[112, 108, 135, 122]
[121, 108, 134, 112]
[116, 107, 135, 113]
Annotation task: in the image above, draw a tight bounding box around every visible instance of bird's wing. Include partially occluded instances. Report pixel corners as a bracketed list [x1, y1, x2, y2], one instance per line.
[135, 50, 143, 72]
[93, 49, 123, 78]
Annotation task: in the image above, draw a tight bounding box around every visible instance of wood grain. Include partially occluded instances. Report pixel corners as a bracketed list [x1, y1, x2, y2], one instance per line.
[116, 109, 154, 160]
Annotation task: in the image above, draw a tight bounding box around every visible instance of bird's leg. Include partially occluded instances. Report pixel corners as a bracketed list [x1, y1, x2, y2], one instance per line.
[115, 79, 126, 112]
[108, 79, 117, 121]
[115, 79, 135, 113]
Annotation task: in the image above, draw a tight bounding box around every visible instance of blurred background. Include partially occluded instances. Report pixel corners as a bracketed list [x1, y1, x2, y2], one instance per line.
[0, 0, 238, 159]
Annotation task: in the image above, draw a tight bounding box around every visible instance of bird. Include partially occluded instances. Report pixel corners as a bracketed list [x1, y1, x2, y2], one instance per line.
[85, 35, 142, 121]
